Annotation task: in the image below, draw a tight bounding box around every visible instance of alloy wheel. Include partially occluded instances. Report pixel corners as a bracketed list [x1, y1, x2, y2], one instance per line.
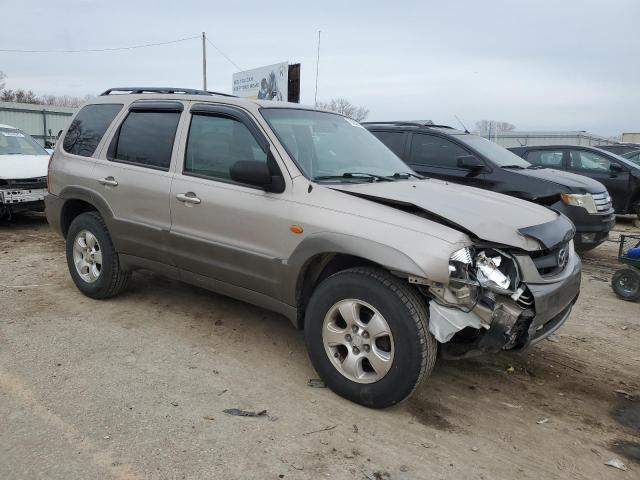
[322, 299, 394, 384]
[72, 229, 102, 283]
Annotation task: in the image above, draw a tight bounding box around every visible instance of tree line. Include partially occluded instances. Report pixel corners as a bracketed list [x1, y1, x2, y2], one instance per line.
[0, 70, 92, 108]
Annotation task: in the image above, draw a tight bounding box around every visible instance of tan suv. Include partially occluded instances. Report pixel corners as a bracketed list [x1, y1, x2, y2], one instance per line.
[46, 87, 581, 408]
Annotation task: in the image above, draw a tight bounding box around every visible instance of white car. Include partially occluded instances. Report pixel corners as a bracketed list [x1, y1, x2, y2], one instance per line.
[0, 124, 50, 219]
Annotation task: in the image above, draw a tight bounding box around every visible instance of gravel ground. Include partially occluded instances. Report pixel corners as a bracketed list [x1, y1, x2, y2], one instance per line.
[1, 214, 639, 480]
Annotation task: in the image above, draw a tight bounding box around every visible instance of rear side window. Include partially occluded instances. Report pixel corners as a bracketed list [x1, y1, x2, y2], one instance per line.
[63, 104, 122, 157]
[184, 114, 267, 180]
[525, 150, 564, 167]
[409, 133, 470, 168]
[111, 111, 181, 170]
[371, 131, 405, 158]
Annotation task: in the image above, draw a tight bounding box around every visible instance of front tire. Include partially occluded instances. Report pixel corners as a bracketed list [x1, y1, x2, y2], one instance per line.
[304, 267, 436, 408]
[612, 267, 640, 302]
[66, 212, 131, 299]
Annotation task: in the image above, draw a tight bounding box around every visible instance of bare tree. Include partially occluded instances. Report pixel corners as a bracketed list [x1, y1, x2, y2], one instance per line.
[0, 71, 91, 107]
[475, 120, 516, 137]
[40, 93, 93, 108]
[316, 98, 370, 122]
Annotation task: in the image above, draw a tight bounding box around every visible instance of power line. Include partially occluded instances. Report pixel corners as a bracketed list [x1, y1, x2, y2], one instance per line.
[0, 35, 200, 53]
[205, 37, 243, 71]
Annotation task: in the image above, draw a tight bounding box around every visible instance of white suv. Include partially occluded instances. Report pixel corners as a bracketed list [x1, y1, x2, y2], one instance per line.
[0, 124, 50, 219]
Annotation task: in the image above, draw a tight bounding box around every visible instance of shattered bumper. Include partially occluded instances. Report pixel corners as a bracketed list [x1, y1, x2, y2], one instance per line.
[430, 248, 581, 357]
[0, 188, 46, 217]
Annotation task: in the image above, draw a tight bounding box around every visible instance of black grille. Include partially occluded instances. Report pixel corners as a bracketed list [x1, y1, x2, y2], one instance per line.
[530, 241, 570, 276]
[0, 177, 47, 189]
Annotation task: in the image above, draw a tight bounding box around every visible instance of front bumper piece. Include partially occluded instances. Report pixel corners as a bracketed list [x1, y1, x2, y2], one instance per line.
[431, 252, 581, 358]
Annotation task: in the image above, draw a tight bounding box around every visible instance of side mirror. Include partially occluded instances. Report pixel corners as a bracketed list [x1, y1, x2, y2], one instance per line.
[230, 160, 285, 193]
[457, 155, 485, 170]
[610, 163, 624, 173]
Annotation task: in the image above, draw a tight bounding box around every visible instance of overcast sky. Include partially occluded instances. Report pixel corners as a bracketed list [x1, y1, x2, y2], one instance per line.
[1, 0, 638, 136]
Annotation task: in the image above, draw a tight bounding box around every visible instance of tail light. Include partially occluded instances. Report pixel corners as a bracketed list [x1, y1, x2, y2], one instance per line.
[46, 152, 54, 193]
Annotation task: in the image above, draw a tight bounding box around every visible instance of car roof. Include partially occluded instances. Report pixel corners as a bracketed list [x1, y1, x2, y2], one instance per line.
[95, 87, 319, 112]
[0, 123, 18, 130]
[362, 121, 466, 135]
[513, 144, 640, 169]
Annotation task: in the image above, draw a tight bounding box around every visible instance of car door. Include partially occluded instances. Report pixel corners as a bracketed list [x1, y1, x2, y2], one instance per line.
[407, 132, 488, 187]
[566, 148, 630, 212]
[92, 100, 185, 265]
[168, 103, 291, 299]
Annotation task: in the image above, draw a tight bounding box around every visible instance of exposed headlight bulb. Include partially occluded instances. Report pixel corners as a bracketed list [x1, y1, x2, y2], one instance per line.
[475, 251, 510, 290]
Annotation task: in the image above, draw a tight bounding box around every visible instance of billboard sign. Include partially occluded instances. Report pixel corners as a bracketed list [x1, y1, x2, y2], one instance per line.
[233, 62, 288, 101]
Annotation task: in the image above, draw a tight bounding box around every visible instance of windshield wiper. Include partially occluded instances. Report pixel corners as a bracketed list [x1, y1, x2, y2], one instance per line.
[501, 165, 526, 169]
[313, 172, 393, 182]
[392, 172, 425, 180]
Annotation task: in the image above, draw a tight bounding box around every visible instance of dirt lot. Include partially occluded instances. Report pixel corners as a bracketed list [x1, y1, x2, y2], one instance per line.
[1, 215, 639, 480]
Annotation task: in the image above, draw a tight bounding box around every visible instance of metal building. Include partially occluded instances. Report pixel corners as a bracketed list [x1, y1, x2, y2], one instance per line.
[622, 132, 640, 143]
[0, 101, 76, 147]
[492, 131, 619, 149]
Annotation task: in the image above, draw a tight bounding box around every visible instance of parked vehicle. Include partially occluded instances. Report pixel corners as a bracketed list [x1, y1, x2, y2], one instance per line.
[509, 145, 640, 219]
[364, 121, 614, 252]
[622, 149, 640, 166]
[598, 144, 640, 156]
[0, 124, 50, 219]
[46, 88, 581, 408]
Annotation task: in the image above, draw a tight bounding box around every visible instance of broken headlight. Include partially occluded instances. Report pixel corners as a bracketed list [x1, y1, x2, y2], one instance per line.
[449, 247, 519, 296]
[474, 250, 519, 294]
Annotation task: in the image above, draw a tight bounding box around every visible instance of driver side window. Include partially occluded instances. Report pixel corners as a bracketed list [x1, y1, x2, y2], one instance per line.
[184, 114, 267, 180]
[409, 134, 470, 168]
[569, 150, 612, 172]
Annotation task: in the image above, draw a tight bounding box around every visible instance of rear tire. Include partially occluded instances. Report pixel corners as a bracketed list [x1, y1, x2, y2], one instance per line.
[611, 267, 640, 302]
[66, 212, 131, 299]
[304, 267, 436, 408]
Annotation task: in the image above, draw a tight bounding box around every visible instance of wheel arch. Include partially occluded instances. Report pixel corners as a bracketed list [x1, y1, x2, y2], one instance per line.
[58, 186, 114, 238]
[287, 233, 429, 329]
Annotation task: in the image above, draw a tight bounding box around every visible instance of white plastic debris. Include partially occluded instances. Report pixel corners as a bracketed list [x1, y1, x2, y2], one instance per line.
[605, 459, 627, 471]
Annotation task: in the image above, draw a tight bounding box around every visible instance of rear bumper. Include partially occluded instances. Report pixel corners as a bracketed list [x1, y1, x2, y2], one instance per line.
[44, 192, 64, 236]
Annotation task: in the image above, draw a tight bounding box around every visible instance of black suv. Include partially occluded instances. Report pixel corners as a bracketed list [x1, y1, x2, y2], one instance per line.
[364, 121, 614, 252]
[509, 145, 640, 219]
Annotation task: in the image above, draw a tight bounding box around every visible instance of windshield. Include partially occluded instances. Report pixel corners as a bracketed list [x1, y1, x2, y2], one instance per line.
[261, 108, 415, 181]
[0, 128, 48, 156]
[623, 149, 640, 166]
[456, 134, 531, 168]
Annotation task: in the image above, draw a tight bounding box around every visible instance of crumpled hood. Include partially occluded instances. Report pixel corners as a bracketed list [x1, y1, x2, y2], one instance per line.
[515, 167, 607, 194]
[0, 154, 49, 180]
[331, 179, 573, 251]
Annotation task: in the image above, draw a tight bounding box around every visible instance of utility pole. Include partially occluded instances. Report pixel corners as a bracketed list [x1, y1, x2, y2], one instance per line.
[202, 32, 207, 91]
[314, 30, 321, 106]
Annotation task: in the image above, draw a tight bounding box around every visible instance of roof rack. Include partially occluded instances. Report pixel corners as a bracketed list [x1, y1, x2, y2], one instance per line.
[361, 120, 455, 129]
[99, 87, 235, 97]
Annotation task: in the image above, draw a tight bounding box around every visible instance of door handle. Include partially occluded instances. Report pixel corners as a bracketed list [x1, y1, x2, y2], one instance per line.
[98, 176, 118, 187]
[176, 192, 201, 205]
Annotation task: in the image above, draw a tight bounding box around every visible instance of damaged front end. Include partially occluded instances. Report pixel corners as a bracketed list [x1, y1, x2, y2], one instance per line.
[412, 243, 580, 359]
